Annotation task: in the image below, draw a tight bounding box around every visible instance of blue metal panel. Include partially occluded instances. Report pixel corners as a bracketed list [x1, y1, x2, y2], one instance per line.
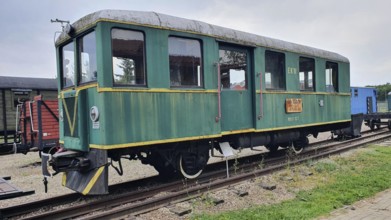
[351, 87, 377, 114]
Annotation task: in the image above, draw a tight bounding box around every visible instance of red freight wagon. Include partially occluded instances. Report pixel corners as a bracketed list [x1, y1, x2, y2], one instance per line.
[15, 95, 59, 154]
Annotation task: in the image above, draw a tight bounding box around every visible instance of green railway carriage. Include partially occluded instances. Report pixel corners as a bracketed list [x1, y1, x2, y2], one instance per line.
[44, 10, 350, 194]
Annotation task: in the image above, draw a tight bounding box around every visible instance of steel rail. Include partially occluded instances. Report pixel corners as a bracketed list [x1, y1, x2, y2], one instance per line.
[80, 131, 391, 219]
[2, 128, 389, 219]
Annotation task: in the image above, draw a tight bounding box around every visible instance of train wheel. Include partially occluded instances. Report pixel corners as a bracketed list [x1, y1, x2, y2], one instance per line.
[290, 144, 303, 154]
[369, 120, 375, 131]
[178, 150, 209, 179]
[279, 142, 290, 149]
[376, 119, 381, 129]
[291, 137, 309, 154]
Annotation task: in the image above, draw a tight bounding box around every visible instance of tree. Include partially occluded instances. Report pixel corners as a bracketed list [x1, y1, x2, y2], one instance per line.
[115, 58, 135, 84]
[366, 83, 391, 101]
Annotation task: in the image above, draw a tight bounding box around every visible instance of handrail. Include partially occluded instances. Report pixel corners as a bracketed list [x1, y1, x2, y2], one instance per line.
[15, 104, 21, 133]
[29, 101, 39, 133]
[216, 62, 222, 122]
[258, 71, 264, 119]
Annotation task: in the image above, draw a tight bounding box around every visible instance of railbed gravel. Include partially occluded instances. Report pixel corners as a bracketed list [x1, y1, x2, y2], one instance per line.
[0, 126, 372, 219]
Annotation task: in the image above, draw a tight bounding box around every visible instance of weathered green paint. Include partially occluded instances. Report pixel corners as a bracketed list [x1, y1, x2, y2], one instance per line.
[219, 45, 253, 132]
[57, 20, 350, 151]
[97, 91, 219, 145]
[221, 90, 254, 131]
[256, 93, 350, 130]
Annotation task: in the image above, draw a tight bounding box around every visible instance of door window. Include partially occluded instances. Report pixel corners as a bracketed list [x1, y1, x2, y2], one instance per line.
[219, 49, 247, 90]
[325, 61, 338, 92]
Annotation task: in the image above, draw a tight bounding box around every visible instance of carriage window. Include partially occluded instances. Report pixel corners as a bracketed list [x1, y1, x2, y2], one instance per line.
[325, 62, 338, 92]
[299, 57, 315, 91]
[219, 49, 247, 90]
[62, 42, 75, 88]
[112, 29, 146, 86]
[169, 37, 202, 87]
[12, 90, 31, 109]
[265, 51, 285, 90]
[79, 31, 97, 84]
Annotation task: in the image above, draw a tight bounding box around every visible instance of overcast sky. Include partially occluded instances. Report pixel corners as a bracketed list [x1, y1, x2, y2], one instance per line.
[0, 0, 390, 86]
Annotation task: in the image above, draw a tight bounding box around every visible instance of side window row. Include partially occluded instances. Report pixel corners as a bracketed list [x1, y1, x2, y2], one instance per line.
[111, 29, 202, 87]
[61, 29, 339, 93]
[265, 50, 338, 92]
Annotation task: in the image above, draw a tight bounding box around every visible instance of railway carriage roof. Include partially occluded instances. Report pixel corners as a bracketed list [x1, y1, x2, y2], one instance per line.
[58, 10, 349, 63]
[0, 76, 57, 90]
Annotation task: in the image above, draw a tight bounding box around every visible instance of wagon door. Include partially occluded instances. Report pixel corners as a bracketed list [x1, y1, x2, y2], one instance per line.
[218, 45, 254, 131]
[366, 96, 373, 114]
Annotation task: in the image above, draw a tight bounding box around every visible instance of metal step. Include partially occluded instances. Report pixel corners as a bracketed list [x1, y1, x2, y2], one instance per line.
[0, 177, 35, 200]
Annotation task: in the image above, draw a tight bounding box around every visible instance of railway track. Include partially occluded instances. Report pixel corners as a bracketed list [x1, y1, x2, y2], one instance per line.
[1, 129, 390, 219]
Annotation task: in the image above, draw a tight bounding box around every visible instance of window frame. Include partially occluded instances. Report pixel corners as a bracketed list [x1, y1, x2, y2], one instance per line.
[354, 88, 358, 97]
[299, 56, 315, 92]
[325, 61, 339, 93]
[111, 28, 147, 87]
[11, 89, 31, 110]
[168, 36, 204, 88]
[60, 40, 76, 89]
[265, 50, 286, 91]
[77, 31, 98, 85]
[218, 45, 248, 90]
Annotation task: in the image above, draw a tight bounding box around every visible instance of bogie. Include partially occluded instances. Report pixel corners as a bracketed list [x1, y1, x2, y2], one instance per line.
[178, 151, 209, 179]
[291, 136, 309, 154]
[265, 144, 279, 153]
[142, 142, 211, 179]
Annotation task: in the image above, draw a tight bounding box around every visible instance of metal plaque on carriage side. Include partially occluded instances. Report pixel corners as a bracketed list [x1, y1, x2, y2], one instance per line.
[286, 98, 303, 113]
[92, 121, 100, 129]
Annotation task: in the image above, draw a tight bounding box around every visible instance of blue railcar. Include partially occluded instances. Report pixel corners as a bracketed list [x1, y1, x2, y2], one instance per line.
[334, 86, 391, 137]
[350, 87, 377, 114]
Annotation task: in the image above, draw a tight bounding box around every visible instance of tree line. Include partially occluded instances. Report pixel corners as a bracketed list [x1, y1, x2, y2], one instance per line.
[367, 83, 391, 101]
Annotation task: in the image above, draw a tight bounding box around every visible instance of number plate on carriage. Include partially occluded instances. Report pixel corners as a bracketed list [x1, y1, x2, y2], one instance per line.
[286, 98, 303, 113]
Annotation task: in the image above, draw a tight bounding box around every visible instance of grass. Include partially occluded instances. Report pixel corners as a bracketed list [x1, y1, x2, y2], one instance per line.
[193, 145, 391, 220]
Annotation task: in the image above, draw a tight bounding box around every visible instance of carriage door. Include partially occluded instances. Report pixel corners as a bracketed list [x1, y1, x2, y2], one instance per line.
[219, 45, 253, 132]
[366, 97, 373, 114]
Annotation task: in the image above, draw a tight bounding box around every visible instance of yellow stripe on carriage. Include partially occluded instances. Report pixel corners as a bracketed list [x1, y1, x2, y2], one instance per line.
[97, 87, 217, 93]
[62, 173, 66, 186]
[82, 166, 105, 195]
[89, 134, 223, 150]
[61, 95, 78, 136]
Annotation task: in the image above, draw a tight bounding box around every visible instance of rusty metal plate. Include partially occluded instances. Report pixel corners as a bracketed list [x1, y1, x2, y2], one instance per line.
[286, 98, 303, 113]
